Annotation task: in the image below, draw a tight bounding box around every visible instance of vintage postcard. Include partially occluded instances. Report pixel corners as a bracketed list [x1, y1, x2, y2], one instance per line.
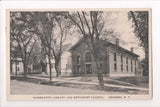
[6, 8, 152, 100]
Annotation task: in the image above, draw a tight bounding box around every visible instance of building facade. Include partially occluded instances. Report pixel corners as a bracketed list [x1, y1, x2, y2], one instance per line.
[11, 57, 24, 75]
[70, 37, 139, 77]
[11, 53, 72, 76]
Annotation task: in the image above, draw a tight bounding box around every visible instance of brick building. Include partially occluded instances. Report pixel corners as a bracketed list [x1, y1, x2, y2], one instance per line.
[70, 37, 139, 77]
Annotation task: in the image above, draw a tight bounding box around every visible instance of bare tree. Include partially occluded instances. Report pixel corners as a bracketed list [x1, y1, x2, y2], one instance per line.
[51, 13, 72, 77]
[67, 11, 105, 86]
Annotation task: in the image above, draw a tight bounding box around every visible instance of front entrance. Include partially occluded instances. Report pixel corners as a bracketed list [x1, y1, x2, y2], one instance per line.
[85, 64, 92, 74]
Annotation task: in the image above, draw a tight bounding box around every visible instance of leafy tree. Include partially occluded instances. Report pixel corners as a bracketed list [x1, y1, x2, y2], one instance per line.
[128, 11, 149, 76]
[31, 12, 71, 80]
[10, 12, 37, 77]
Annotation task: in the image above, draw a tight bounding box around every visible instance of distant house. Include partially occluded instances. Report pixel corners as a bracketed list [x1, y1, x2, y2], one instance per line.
[11, 56, 40, 75]
[11, 57, 24, 75]
[45, 52, 72, 76]
[10, 49, 24, 75]
[136, 61, 144, 76]
[70, 37, 139, 77]
[11, 52, 72, 76]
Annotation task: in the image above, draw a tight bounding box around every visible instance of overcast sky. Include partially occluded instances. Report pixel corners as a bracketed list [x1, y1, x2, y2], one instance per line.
[64, 11, 145, 60]
[107, 11, 144, 60]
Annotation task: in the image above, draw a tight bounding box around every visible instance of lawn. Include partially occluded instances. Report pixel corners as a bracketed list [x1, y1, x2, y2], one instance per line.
[26, 74, 149, 88]
[112, 76, 149, 88]
[11, 75, 149, 95]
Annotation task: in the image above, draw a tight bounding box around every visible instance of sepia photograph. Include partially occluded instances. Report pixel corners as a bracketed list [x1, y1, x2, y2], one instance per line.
[6, 9, 152, 100]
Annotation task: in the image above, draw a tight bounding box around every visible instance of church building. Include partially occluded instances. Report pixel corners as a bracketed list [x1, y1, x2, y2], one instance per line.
[70, 37, 139, 77]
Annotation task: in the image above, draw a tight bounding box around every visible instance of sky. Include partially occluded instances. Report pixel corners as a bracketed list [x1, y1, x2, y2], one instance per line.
[106, 11, 145, 60]
[63, 11, 145, 60]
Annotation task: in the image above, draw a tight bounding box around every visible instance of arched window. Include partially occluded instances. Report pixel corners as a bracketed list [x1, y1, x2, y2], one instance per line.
[85, 51, 92, 74]
[76, 54, 81, 73]
[77, 55, 80, 64]
[99, 56, 103, 69]
[85, 52, 91, 62]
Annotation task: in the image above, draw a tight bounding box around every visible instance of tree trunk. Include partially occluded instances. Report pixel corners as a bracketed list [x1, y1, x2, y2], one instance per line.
[95, 58, 104, 86]
[55, 60, 59, 77]
[16, 61, 18, 78]
[143, 49, 149, 76]
[59, 57, 61, 75]
[23, 62, 27, 78]
[10, 61, 13, 74]
[90, 38, 104, 86]
[48, 53, 52, 81]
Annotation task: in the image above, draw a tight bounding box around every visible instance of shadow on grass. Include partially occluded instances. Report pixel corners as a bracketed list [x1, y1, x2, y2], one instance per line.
[103, 81, 134, 86]
[11, 76, 148, 94]
[114, 76, 149, 88]
[40, 81, 149, 94]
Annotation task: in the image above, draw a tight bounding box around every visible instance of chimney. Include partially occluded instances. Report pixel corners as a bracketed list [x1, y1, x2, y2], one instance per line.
[116, 38, 119, 46]
[131, 47, 133, 53]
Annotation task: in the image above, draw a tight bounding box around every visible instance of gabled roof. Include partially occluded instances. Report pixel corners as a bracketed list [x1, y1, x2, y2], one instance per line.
[69, 37, 139, 57]
[69, 36, 88, 51]
[106, 41, 139, 57]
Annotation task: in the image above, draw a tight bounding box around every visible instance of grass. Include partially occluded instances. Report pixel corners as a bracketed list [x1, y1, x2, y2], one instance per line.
[11, 76, 149, 94]
[113, 76, 149, 88]
[39, 79, 148, 94]
[23, 74, 149, 88]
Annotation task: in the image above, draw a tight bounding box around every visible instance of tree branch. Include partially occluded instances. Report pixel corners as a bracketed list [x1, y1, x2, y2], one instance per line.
[67, 13, 85, 35]
[82, 11, 92, 36]
[28, 39, 37, 58]
[77, 12, 85, 34]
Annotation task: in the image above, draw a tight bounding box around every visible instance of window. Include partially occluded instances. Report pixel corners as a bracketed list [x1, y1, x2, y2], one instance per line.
[114, 53, 117, 61]
[126, 65, 128, 72]
[76, 54, 81, 73]
[77, 65, 81, 73]
[126, 57, 128, 72]
[121, 55, 123, 63]
[135, 60, 136, 72]
[114, 63, 117, 71]
[121, 65, 123, 71]
[126, 57, 128, 64]
[121, 55, 123, 72]
[131, 59, 133, 72]
[85, 51, 92, 74]
[114, 52, 117, 72]
[86, 64, 92, 74]
[77, 55, 80, 64]
[85, 52, 91, 62]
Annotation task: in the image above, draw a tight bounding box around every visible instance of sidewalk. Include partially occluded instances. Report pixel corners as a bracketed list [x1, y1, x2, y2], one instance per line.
[27, 75, 149, 91]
